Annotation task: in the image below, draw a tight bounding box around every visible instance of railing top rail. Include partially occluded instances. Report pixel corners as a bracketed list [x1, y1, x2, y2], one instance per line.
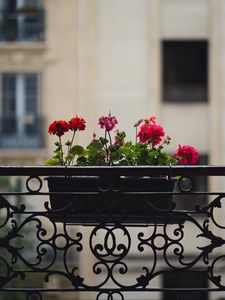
[0, 165, 225, 176]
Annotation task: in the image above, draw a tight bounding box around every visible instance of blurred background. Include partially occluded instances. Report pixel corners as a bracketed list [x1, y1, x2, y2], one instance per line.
[0, 0, 224, 299]
[0, 0, 219, 166]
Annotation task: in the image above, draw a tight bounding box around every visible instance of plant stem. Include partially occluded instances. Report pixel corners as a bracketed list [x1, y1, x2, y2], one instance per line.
[135, 127, 138, 145]
[104, 129, 109, 165]
[108, 131, 112, 148]
[66, 145, 70, 165]
[67, 130, 76, 165]
[105, 130, 108, 164]
[70, 130, 76, 150]
[108, 131, 113, 166]
[59, 136, 64, 165]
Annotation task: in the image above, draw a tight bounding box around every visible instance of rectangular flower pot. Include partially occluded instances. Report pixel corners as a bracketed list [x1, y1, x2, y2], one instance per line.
[46, 176, 176, 225]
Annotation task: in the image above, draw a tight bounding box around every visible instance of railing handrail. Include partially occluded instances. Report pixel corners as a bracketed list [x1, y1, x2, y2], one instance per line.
[0, 165, 225, 176]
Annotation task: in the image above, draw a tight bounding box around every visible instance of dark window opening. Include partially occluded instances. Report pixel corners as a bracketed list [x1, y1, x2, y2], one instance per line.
[163, 270, 208, 300]
[162, 41, 208, 103]
[0, 0, 44, 42]
[0, 73, 43, 148]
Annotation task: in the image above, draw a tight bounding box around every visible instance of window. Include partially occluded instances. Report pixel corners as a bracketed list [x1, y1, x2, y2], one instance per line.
[3, 0, 42, 12]
[162, 41, 208, 103]
[0, 73, 43, 148]
[0, 0, 44, 42]
[163, 270, 208, 300]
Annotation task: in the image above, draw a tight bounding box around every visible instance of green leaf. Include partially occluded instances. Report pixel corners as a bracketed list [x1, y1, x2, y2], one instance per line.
[76, 156, 88, 166]
[65, 154, 74, 162]
[86, 139, 106, 165]
[99, 137, 108, 146]
[87, 139, 103, 151]
[65, 140, 71, 146]
[45, 158, 61, 166]
[70, 145, 85, 156]
[166, 155, 178, 165]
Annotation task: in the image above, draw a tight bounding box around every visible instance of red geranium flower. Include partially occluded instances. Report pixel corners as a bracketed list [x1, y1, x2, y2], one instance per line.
[70, 116, 86, 131]
[48, 120, 70, 137]
[175, 145, 199, 165]
[138, 123, 165, 146]
[98, 114, 118, 132]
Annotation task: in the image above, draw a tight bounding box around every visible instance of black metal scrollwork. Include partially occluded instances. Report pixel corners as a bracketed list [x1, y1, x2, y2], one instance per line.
[0, 170, 225, 299]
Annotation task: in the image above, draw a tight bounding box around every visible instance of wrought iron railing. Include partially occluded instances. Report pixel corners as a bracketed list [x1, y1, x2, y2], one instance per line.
[0, 165, 224, 300]
[0, 9, 44, 42]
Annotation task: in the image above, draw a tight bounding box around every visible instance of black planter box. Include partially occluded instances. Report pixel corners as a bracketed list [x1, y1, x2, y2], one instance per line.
[46, 176, 176, 224]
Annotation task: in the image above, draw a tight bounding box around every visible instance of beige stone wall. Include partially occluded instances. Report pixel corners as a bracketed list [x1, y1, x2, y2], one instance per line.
[0, 0, 78, 163]
[44, 0, 78, 157]
[0, 0, 218, 164]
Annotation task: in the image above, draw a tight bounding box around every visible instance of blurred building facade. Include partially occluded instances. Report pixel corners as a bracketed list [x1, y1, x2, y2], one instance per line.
[0, 0, 225, 299]
[0, 0, 223, 167]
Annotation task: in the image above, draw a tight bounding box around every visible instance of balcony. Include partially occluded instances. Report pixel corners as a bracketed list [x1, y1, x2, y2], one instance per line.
[0, 9, 44, 42]
[0, 165, 224, 299]
[0, 115, 44, 148]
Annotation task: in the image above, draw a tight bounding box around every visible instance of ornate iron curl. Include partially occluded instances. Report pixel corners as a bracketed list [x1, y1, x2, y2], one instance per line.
[1, 167, 225, 299]
[97, 290, 124, 300]
[177, 176, 193, 192]
[90, 224, 131, 262]
[26, 176, 43, 193]
[26, 291, 43, 300]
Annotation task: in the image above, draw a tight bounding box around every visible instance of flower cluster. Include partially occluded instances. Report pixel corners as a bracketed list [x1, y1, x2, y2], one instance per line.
[46, 113, 198, 166]
[175, 144, 199, 165]
[138, 121, 165, 146]
[48, 117, 86, 136]
[48, 120, 70, 137]
[70, 116, 86, 131]
[47, 116, 86, 165]
[98, 113, 118, 131]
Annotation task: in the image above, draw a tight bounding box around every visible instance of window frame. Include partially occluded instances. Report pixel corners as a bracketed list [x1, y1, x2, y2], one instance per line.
[0, 72, 43, 149]
[161, 40, 208, 103]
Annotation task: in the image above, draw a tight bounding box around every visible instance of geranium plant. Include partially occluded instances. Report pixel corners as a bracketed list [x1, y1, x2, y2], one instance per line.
[46, 113, 198, 166]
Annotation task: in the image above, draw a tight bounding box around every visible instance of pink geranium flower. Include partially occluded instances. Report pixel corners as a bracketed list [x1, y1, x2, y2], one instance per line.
[175, 145, 199, 165]
[98, 113, 118, 132]
[138, 123, 165, 146]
